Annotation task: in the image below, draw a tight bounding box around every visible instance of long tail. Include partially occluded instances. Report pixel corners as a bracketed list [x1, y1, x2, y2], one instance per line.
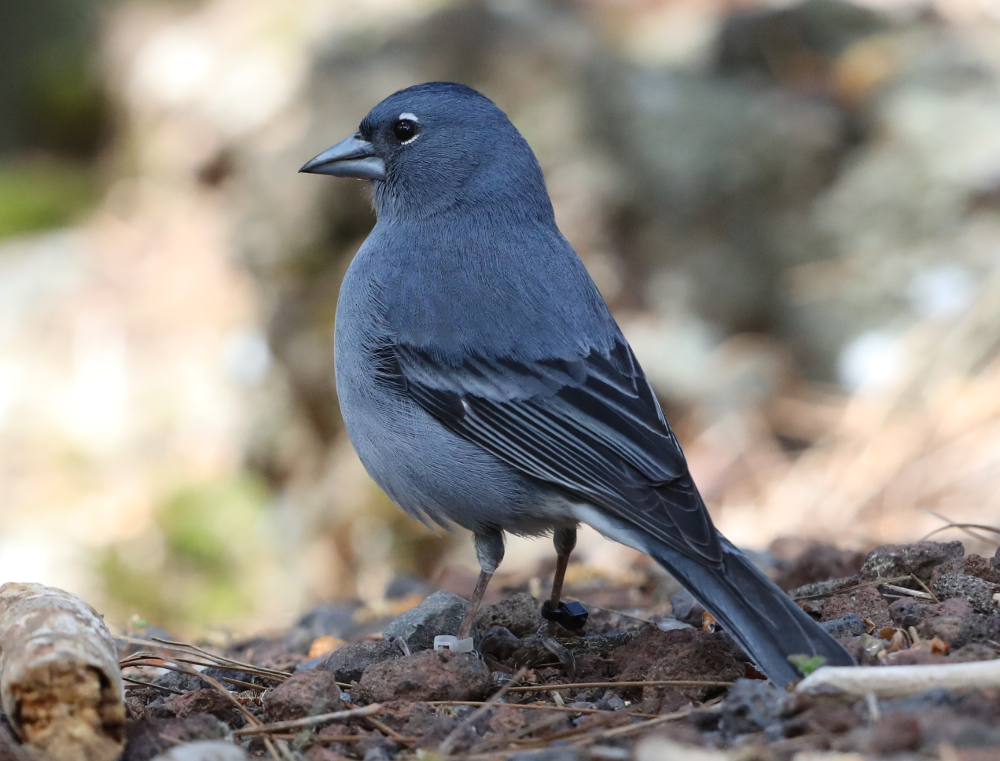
[650, 538, 856, 686]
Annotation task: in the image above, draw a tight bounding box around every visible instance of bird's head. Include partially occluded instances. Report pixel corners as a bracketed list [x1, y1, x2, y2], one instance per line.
[300, 82, 553, 221]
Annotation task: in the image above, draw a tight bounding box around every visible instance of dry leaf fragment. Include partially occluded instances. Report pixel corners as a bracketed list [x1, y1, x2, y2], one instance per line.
[888, 630, 909, 653]
[308, 636, 343, 659]
[928, 637, 950, 656]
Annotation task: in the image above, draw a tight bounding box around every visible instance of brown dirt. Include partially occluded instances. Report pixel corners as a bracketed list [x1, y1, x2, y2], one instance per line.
[357, 651, 491, 703]
[148, 689, 247, 728]
[69, 538, 1000, 760]
[262, 671, 344, 723]
[819, 583, 893, 628]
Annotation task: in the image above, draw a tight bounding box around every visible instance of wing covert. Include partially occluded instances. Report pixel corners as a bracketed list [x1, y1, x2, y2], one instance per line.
[395, 339, 722, 565]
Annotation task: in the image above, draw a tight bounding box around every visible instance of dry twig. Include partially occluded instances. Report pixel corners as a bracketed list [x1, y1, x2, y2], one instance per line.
[792, 576, 910, 601]
[507, 679, 733, 692]
[362, 716, 406, 742]
[119, 639, 288, 682]
[232, 704, 383, 736]
[270, 734, 418, 743]
[121, 677, 184, 695]
[909, 574, 940, 603]
[122, 653, 286, 761]
[427, 700, 659, 719]
[918, 509, 1000, 546]
[574, 708, 691, 745]
[439, 667, 528, 755]
[502, 713, 568, 742]
[882, 584, 933, 600]
[798, 661, 1000, 698]
[920, 522, 1000, 543]
[455, 708, 691, 760]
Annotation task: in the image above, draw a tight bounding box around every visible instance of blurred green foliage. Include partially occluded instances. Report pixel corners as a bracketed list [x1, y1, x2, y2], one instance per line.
[97, 476, 274, 629]
[22, 42, 111, 159]
[788, 654, 827, 676]
[0, 160, 101, 239]
[0, 0, 111, 158]
[0, 0, 110, 241]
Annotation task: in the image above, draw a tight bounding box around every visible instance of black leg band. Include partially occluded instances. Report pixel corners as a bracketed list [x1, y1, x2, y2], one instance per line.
[540, 599, 588, 631]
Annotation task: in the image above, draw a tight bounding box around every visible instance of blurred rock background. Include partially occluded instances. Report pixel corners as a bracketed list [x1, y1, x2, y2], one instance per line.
[2, 0, 1000, 635]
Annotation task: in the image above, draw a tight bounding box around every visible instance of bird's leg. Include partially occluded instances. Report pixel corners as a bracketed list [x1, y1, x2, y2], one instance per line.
[478, 527, 584, 674]
[456, 529, 504, 641]
[456, 570, 493, 640]
[533, 526, 583, 676]
[546, 526, 577, 636]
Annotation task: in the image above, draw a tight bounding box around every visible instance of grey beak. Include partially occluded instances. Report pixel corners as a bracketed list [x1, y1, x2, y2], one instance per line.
[299, 134, 386, 180]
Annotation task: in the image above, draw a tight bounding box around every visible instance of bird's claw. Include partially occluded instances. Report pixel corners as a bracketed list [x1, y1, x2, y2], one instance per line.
[539, 632, 577, 678]
[480, 626, 523, 661]
[479, 622, 579, 677]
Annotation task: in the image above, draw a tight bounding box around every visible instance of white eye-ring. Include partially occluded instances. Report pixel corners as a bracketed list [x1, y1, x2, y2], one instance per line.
[392, 113, 420, 144]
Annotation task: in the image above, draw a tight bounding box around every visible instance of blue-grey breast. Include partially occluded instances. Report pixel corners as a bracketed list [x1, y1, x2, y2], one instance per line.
[301, 82, 854, 685]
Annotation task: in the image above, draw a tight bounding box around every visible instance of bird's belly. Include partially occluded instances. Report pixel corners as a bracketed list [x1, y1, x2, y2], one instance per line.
[334, 332, 571, 536]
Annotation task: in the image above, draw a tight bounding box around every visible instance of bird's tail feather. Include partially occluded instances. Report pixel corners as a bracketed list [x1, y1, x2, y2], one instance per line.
[650, 540, 855, 686]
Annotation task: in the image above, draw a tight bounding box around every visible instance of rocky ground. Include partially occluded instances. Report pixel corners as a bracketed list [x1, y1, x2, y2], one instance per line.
[106, 539, 1000, 761]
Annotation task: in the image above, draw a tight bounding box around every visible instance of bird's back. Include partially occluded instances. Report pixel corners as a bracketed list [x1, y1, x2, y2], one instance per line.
[375, 215, 622, 366]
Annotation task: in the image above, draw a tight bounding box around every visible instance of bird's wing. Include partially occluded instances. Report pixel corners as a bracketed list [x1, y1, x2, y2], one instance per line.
[394, 339, 722, 565]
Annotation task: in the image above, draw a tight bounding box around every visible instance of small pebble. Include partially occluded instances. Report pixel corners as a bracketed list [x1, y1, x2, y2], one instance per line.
[149, 741, 247, 761]
[603, 694, 627, 711]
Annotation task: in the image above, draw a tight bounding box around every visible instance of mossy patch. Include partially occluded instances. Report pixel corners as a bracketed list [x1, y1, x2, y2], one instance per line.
[0, 159, 100, 239]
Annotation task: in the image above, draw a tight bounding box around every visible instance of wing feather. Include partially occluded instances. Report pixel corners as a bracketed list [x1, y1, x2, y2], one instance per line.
[396, 339, 722, 565]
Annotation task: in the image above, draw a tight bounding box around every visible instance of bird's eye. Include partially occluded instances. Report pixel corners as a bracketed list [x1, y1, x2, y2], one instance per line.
[392, 119, 418, 143]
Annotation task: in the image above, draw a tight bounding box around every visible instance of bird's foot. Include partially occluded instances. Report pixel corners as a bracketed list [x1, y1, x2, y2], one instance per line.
[536, 625, 577, 678]
[481, 624, 578, 677]
[480, 626, 522, 661]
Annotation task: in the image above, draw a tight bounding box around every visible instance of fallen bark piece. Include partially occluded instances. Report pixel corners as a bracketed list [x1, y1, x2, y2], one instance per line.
[797, 660, 1000, 698]
[148, 742, 247, 761]
[0, 583, 125, 761]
